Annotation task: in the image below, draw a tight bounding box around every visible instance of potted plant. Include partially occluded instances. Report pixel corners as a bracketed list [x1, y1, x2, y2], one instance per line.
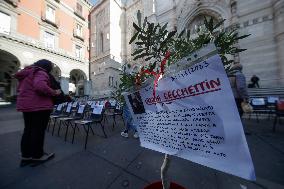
[116, 12, 250, 189]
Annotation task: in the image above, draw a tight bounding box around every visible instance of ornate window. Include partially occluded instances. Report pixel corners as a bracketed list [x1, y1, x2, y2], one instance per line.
[75, 45, 83, 59]
[76, 2, 83, 17]
[187, 14, 220, 36]
[44, 31, 55, 49]
[46, 5, 55, 23]
[0, 12, 11, 35]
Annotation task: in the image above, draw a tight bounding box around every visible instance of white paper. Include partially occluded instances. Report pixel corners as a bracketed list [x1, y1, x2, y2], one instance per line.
[110, 100, 116, 106]
[78, 105, 85, 113]
[91, 101, 97, 108]
[66, 103, 72, 112]
[267, 96, 279, 103]
[125, 54, 255, 181]
[92, 105, 104, 114]
[56, 104, 63, 111]
[251, 98, 265, 106]
[72, 101, 78, 107]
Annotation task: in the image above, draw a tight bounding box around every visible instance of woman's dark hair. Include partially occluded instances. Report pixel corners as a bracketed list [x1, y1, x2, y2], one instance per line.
[34, 59, 53, 73]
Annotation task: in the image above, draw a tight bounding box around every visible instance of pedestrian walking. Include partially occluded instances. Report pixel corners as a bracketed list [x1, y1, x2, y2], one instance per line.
[15, 59, 61, 166]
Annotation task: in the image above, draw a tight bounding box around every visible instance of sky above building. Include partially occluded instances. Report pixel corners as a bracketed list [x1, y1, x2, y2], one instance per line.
[90, 0, 97, 5]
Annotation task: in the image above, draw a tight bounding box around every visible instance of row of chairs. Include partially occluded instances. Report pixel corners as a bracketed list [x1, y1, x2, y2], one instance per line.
[47, 100, 123, 149]
[247, 96, 284, 132]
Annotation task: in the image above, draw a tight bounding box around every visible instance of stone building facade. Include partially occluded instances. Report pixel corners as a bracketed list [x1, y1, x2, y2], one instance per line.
[0, 0, 92, 100]
[90, 0, 284, 97]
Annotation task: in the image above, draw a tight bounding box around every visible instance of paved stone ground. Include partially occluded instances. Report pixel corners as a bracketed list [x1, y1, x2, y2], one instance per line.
[0, 104, 284, 189]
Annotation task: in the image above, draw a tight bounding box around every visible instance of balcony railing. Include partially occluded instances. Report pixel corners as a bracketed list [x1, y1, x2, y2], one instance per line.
[74, 9, 85, 21]
[73, 29, 85, 42]
[4, 0, 19, 7]
[41, 12, 60, 29]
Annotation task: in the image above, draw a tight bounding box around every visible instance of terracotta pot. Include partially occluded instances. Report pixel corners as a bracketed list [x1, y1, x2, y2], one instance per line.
[144, 181, 186, 189]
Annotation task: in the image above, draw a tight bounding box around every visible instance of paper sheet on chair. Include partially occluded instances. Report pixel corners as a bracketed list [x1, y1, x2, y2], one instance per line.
[92, 105, 104, 114]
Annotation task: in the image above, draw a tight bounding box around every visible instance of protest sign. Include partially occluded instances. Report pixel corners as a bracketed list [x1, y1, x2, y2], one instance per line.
[124, 53, 255, 181]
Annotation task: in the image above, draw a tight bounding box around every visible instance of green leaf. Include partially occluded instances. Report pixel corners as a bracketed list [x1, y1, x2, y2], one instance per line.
[213, 19, 225, 30]
[178, 30, 185, 38]
[161, 23, 168, 32]
[129, 32, 139, 44]
[209, 17, 214, 32]
[145, 56, 152, 61]
[148, 23, 154, 34]
[135, 41, 145, 45]
[143, 17, 147, 28]
[166, 31, 177, 41]
[133, 22, 141, 32]
[236, 34, 251, 40]
[204, 16, 209, 30]
[133, 52, 148, 60]
[131, 48, 144, 56]
[149, 62, 156, 70]
[186, 30, 190, 39]
[234, 48, 247, 53]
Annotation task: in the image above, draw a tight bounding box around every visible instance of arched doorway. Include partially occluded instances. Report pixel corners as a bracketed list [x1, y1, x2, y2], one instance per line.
[0, 49, 20, 101]
[70, 69, 87, 96]
[186, 13, 222, 36]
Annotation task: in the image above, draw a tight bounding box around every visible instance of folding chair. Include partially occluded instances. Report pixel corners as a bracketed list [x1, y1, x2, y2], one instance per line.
[104, 107, 116, 129]
[114, 104, 124, 125]
[48, 103, 65, 134]
[57, 104, 86, 141]
[249, 98, 267, 122]
[53, 102, 74, 136]
[273, 100, 284, 132]
[266, 96, 279, 120]
[49, 103, 74, 135]
[73, 105, 106, 149]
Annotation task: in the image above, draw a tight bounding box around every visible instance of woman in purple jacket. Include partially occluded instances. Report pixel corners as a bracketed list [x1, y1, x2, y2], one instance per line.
[15, 59, 61, 165]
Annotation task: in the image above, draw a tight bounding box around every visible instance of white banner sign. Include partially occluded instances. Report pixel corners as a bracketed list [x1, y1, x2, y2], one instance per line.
[125, 54, 255, 180]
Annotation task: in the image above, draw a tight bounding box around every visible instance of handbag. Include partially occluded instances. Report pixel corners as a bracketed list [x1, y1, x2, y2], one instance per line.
[241, 102, 253, 113]
[48, 74, 72, 105]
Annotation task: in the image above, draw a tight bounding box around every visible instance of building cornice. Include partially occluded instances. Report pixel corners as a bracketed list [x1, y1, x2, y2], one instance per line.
[0, 34, 88, 64]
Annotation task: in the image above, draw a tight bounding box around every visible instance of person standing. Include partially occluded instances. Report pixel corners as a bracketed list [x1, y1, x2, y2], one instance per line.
[228, 63, 249, 118]
[15, 59, 61, 165]
[250, 75, 260, 88]
[121, 104, 139, 138]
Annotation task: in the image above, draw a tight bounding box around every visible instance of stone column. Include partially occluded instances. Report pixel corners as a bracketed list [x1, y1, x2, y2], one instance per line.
[60, 77, 69, 95]
[10, 79, 17, 96]
[274, 0, 284, 85]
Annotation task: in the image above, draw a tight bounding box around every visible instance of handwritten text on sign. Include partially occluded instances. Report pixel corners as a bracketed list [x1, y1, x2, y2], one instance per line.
[125, 54, 255, 180]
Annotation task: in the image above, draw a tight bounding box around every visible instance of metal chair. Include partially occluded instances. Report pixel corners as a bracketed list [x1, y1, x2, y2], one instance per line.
[273, 100, 284, 132]
[249, 98, 268, 122]
[57, 104, 86, 141]
[48, 103, 66, 134]
[73, 105, 106, 149]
